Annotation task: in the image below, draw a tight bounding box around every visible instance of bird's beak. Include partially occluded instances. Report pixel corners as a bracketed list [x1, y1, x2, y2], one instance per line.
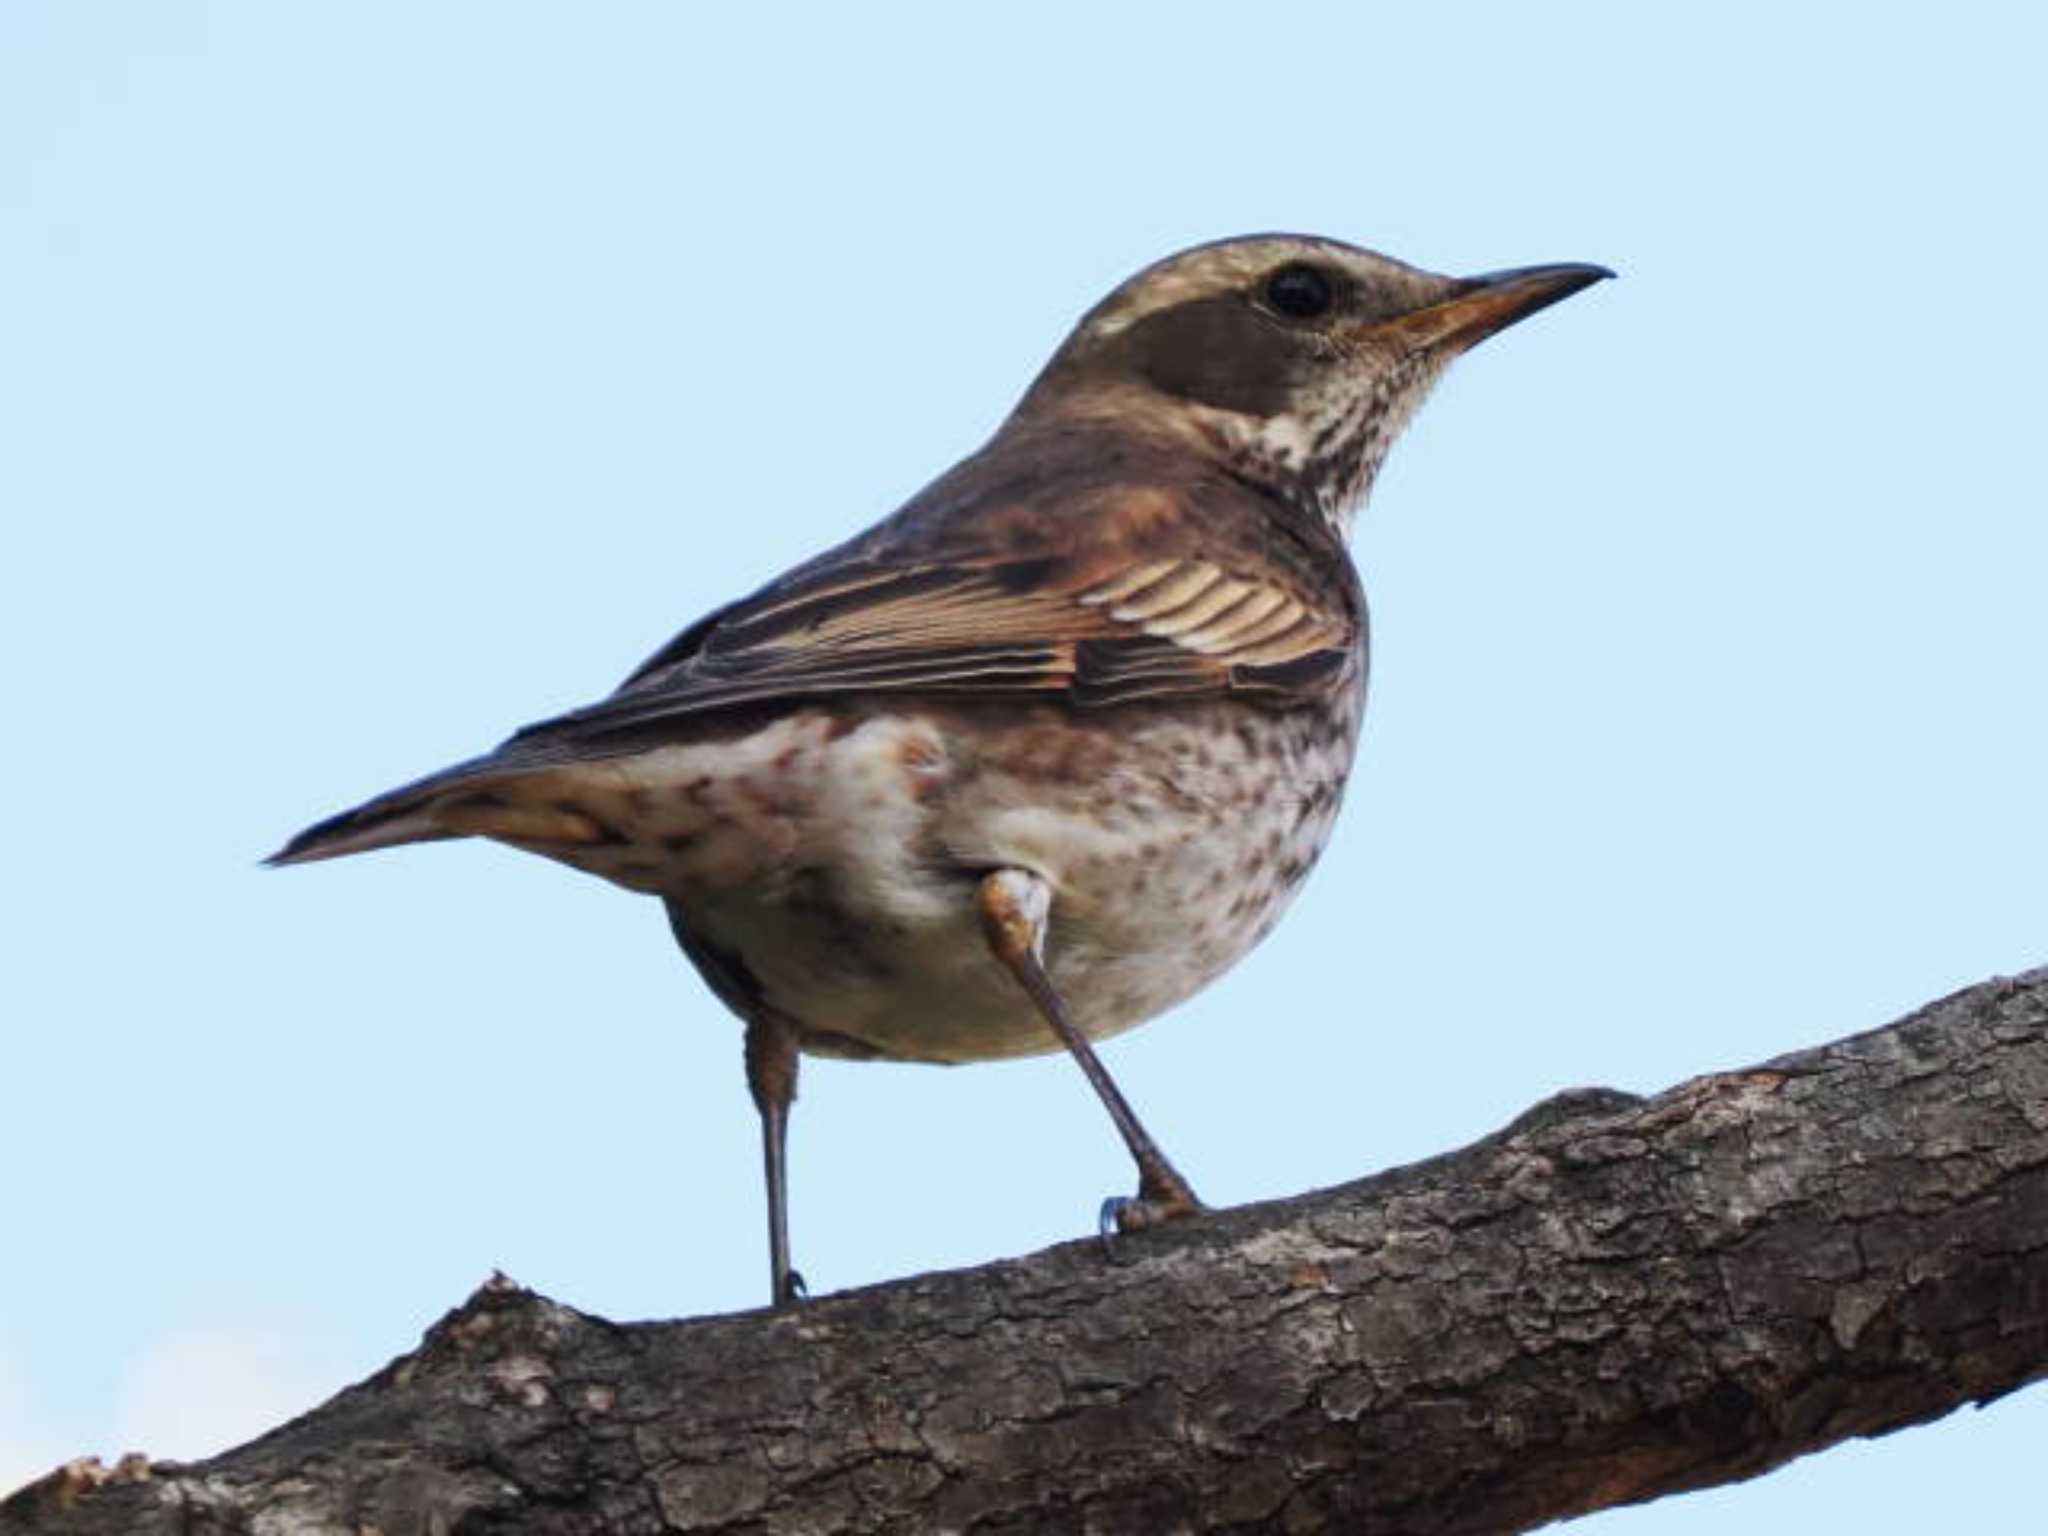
[1378, 262, 1613, 354]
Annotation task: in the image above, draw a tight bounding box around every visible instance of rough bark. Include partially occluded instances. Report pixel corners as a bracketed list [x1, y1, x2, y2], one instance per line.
[8, 968, 2046, 1535]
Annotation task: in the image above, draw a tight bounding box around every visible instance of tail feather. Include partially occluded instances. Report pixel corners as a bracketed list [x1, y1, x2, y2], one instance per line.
[265, 754, 515, 867]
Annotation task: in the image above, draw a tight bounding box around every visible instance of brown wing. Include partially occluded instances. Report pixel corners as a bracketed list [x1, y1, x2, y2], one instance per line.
[504, 430, 1361, 755]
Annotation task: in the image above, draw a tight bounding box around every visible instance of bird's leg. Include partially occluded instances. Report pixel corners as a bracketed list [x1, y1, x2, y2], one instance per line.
[975, 868, 1202, 1234]
[744, 1010, 804, 1307]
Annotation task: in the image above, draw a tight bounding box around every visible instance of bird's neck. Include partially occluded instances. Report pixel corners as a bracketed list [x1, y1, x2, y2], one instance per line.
[1210, 353, 1454, 542]
[1013, 362, 1449, 544]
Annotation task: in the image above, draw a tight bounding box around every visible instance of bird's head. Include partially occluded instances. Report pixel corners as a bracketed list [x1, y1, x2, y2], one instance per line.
[1014, 234, 1610, 536]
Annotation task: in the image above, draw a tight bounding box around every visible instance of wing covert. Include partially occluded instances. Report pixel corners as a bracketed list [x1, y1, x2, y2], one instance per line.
[506, 463, 1360, 754]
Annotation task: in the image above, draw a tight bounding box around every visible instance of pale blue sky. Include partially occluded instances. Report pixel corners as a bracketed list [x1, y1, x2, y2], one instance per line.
[3, 3, 2044, 1526]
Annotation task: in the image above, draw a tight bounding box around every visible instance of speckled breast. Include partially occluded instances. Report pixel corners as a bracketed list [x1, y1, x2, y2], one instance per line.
[527, 675, 1366, 1065]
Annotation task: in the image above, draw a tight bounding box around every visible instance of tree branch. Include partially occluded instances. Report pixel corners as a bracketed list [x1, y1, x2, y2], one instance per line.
[8, 968, 2046, 1535]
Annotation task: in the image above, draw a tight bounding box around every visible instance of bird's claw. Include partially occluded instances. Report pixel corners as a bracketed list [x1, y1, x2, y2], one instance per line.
[1098, 1196, 1130, 1251]
[1097, 1187, 1203, 1254]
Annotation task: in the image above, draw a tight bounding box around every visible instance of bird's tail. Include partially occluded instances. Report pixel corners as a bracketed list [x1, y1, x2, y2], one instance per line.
[265, 753, 590, 867]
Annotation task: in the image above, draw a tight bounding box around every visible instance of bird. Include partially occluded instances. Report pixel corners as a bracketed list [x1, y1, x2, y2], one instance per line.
[270, 234, 1609, 1306]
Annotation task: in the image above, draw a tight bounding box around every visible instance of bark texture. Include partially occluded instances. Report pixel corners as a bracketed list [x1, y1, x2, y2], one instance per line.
[8, 967, 2046, 1535]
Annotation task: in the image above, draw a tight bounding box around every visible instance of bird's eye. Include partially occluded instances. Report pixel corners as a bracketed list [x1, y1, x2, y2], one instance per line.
[1263, 263, 1335, 320]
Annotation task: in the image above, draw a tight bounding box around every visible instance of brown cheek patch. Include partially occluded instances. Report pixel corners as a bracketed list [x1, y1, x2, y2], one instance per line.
[1119, 297, 1309, 418]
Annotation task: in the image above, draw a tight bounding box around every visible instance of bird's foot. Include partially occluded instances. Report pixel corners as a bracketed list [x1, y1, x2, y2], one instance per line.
[773, 1268, 808, 1308]
[1097, 1169, 1203, 1250]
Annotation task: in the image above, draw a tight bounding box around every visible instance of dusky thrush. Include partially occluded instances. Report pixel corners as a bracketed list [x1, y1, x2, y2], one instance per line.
[272, 235, 1609, 1305]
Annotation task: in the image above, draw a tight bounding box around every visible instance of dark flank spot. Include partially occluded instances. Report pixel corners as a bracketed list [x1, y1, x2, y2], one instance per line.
[1278, 855, 1308, 888]
[1228, 891, 1254, 920]
[662, 831, 701, 855]
[624, 787, 654, 818]
[1233, 721, 1260, 758]
[1240, 849, 1271, 881]
[773, 745, 801, 773]
[1293, 781, 1331, 829]
[738, 777, 794, 818]
[1155, 772, 1207, 818]
[684, 774, 714, 803]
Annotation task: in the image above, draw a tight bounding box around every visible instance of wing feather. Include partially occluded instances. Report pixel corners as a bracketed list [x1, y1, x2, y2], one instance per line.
[505, 446, 1361, 756]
